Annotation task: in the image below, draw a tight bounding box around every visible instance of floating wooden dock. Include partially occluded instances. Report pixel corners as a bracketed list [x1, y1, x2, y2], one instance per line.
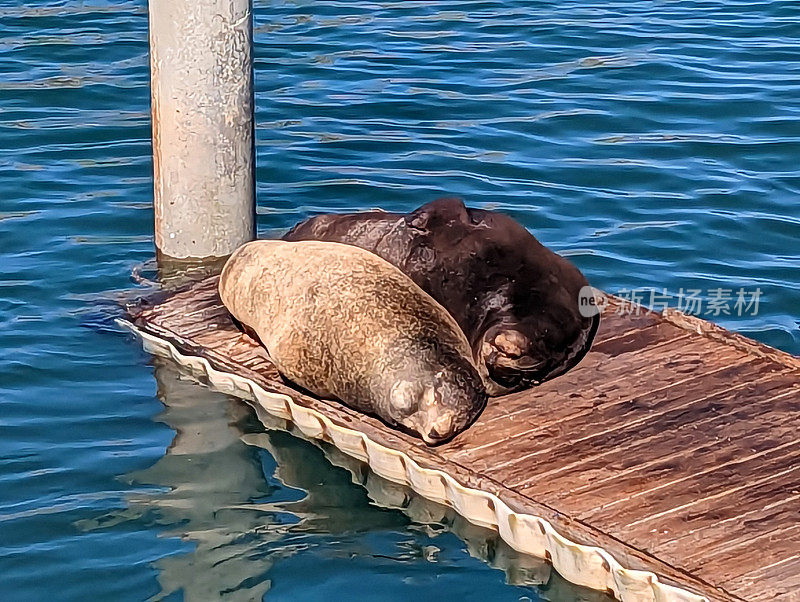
[124, 275, 799, 602]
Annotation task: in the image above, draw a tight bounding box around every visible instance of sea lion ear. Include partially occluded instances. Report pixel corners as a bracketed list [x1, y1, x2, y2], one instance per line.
[405, 208, 431, 231]
[406, 197, 468, 231]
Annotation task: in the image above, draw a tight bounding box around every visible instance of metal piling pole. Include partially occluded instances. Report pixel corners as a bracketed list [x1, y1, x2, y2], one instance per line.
[149, 0, 255, 260]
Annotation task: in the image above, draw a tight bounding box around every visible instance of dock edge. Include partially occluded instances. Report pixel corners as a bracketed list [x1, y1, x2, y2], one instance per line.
[118, 318, 709, 602]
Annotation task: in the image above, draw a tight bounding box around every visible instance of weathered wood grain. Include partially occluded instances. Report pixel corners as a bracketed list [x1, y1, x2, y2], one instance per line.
[655, 494, 800, 565]
[515, 378, 799, 507]
[476, 360, 781, 482]
[444, 342, 758, 472]
[725, 554, 800, 602]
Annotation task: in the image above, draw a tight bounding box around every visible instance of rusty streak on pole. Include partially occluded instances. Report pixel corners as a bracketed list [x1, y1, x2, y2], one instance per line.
[149, 0, 256, 260]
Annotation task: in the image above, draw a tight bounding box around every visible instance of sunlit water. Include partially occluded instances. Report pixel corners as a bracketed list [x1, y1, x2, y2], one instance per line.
[1, 1, 798, 600]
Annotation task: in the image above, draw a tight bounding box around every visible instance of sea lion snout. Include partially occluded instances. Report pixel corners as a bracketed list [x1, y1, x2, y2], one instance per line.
[405, 404, 468, 446]
[390, 367, 486, 445]
[422, 411, 455, 445]
[492, 329, 530, 358]
[480, 327, 549, 394]
[481, 327, 536, 368]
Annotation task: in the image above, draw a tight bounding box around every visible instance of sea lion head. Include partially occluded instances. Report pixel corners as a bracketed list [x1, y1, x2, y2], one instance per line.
[479, 308, 599, 395]
[459, 221, 599, 395]
[386, 357, 487, 445]
[479, 324, 549, 394]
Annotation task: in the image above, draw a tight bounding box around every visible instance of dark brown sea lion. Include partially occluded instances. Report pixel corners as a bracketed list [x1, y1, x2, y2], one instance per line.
[219, 240, 487, 445]
[283, 197, 599, 395]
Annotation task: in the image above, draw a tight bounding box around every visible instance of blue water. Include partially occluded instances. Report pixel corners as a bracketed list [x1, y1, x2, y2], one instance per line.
[2, 0, 798, 600]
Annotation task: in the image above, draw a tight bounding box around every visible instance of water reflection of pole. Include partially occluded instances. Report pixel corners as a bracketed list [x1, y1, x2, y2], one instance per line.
[133, 358, 280, 602]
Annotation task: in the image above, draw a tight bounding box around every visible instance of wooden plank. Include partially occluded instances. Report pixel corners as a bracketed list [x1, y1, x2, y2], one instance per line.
[446, 320, 688, 431]
[692, 523, 800, 584]
[464, 352, 757, 440]
[592, 321, 686, 354]
[446, 338, 750, 474]
[476, 359, 784, 492]
[655, 494, 800, 565]
[589, 448, 799, 543]
[663, 309, 800, 372]
[513, 377, 800, 507]
[725, 554, 800, 602]
[455, 331, 695, 436]
[572, 389, 800, 524]
[592, 304, 660, 344]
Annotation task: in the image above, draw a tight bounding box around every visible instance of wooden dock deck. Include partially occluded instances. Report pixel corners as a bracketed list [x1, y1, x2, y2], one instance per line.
[124, 275, 799, 602]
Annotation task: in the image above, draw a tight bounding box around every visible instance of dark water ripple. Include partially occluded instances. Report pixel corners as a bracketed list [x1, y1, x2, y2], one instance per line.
[1, 0, 798, 600]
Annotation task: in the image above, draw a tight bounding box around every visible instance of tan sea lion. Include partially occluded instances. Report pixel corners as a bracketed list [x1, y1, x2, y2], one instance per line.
[219, 240, 487, 445]
[283, 197, 599, 395]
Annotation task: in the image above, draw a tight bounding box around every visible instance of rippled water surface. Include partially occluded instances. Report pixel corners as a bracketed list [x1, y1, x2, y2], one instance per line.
[2, 0, 798, 600]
